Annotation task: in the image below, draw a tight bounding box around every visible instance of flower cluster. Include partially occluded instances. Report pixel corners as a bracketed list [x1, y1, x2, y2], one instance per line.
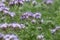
[0, 33, 19, 40]
[20, 12, 41, 19]
[9, 0, 38, 6]
[9, 0, 25, 5]
[0, 23, 25, 30]
[20, 12, 43, 24]
[0, 2, 16, 17]
[43, 0, 53, 4]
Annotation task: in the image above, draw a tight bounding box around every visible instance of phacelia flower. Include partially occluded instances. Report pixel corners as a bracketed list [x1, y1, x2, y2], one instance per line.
[8, 12, 16, 17]
[33, 12, 41, 19]
[0, 23, 8, 29]
[3, 34, 19, 40]
[0, 33, 4, 39]
[44, 0, 53, 4]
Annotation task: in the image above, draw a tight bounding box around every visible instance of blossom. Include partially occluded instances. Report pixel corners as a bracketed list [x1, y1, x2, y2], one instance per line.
[0, 7, 3, 11]
[3, 34, 19, 40]
[9, 34, 19, 40]
[33, 12, 41, 19]
[0, 23, 8, 29]
[10, 23, 19, 28]
[20, 14, 29, 19]
[8, 12, 16, 17]
[20, 12, 33, 19]
[0, 33, 4, 39]
[3, 7, 10, 11]
[44, 0, 53, 4]
[18, 0, 24, 4]
[9, 0, 25, 5]
[9, 1, 14, 5]
[3, 10, 9, 14]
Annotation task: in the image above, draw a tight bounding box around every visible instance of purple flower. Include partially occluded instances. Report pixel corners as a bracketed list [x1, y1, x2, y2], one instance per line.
[3, 7, 10, 11]
[0, 23, 8, 29]
[0, 33, 4, 39]
[45, 0, 53, 4]
[3, 10, 9, 14]
[18, 0, 24, 4]
[14, 0, 18, 4]
[20, 15, 28, 19]
[9, 1, 14, 5]
[3, 34, 10, 39]
[9, 34, 19, 40]
[10, 23, 18, 28]
[1, 0, 6, 2]
[23, 12, 33, 17]
[8, 12, 16, 17]
[0, 2, 5, 7]
[3, 34, 19, 40]
[0, 7, 3, 11]
[20, 15, 27, 19]
[33, 12, 41, 19]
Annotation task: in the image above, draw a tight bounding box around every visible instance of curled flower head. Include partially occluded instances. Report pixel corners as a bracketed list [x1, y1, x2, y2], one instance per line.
[44, 0, 53, 4]
[18, 0, 24, 4]
[25, 12, 33, 17]
[3, 34, 19, 40]
[9, 1, 14, 5]
[10, 23, 19, 28]
[33, 12, 41, 19]
[20, 15, 27, 19]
